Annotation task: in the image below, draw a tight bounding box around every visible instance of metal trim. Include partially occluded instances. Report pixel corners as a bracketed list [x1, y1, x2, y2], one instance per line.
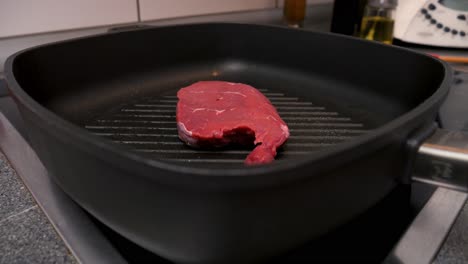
[414, 129, 468, 192]
[384, 188, 468, 264]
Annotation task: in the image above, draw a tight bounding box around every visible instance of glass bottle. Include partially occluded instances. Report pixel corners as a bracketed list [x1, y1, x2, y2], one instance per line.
[359, 0, 398, 44]
[283, 0, 307, 28]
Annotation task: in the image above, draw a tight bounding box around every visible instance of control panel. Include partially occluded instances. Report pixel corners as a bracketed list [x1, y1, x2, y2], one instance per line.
[395, 0, 468, 47]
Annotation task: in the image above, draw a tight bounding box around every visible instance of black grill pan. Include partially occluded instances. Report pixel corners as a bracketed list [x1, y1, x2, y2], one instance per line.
[5, 23, 454, 263]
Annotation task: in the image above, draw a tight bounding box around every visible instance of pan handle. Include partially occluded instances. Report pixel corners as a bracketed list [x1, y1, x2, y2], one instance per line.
[413, 128, 468, 192]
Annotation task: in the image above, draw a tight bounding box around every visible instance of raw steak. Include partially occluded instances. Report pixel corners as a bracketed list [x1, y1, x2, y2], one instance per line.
[176, 81, 289, 165]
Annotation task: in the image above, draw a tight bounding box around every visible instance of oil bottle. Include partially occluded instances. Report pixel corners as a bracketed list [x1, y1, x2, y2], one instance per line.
[283, 0, 306, 28]
[359, 0, 398, 44]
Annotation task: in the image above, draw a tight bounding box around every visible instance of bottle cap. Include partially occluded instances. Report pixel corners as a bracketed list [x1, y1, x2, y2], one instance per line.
[368, 0, 398, 8]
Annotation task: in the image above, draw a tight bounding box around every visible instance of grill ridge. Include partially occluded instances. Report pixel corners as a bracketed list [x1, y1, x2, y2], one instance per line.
[85, 88, 368, 166]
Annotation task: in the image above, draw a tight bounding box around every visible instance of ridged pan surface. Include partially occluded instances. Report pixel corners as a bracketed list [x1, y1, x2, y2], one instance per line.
[84, 87, 368, 168]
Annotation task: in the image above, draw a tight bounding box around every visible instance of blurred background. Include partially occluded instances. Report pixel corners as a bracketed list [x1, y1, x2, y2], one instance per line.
[0, 0, 333, 39]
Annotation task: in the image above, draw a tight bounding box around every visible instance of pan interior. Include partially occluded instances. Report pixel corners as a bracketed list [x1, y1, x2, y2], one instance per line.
[52, 59, 388, 168]
[10, 24, 445, 168]
[81, 63, 373, 168]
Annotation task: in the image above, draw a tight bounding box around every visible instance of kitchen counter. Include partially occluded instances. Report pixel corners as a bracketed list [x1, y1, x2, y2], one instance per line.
[1, 3, 468, 263]
[0, 151, 75, 263]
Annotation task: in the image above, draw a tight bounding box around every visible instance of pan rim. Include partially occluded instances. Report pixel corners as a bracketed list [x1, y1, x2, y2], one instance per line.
[3, 22, 452, 187]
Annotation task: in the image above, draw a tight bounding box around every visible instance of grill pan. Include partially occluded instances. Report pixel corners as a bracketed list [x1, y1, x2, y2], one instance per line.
[5, 23, 466, 263]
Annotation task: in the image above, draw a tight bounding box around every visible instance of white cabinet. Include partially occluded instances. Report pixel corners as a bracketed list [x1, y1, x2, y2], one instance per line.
[139, 0, 276, 21]
[0, 0, 138, 38]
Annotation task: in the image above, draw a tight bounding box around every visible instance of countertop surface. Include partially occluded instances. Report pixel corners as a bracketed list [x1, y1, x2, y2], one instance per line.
[1, 3, 468, 263]
[0, 151, 76, 263]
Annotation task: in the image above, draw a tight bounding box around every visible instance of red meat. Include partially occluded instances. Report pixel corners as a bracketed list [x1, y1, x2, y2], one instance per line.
[176, 81, 289, 165]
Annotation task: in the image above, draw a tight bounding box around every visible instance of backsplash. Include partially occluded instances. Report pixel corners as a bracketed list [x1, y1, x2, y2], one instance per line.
[0, 0, 138, 38]
[0, 0, 333, 39]
[0, 0, 280, 39]
[138, 0, 276, 21]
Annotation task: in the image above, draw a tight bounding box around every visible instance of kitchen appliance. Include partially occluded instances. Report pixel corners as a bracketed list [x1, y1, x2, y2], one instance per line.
[395, 0, 468, 47]
[4, 23, 467, 263]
